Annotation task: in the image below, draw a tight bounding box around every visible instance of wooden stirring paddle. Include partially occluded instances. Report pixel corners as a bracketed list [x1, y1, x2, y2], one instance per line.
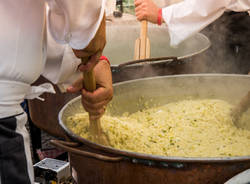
[231, 91, 250, 127]
[81, 56, 109, 146]
[74, 15, 109, 146]
[134, 20, 150, 60]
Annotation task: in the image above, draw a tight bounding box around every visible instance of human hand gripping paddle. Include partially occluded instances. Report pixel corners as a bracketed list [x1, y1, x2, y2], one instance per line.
[81, 55, 110, 146]
[73, 15, 110, 146]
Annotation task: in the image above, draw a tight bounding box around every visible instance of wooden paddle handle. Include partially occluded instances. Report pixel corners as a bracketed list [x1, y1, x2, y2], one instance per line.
[233, 91, 250, 120]
[81, 58, 96, 92]
[81, 57, 102, 135]
[238, 91, 250, 113]
[140, 20, 148, 59]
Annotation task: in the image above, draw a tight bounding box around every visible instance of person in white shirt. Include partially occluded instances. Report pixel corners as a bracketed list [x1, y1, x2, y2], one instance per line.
[134, 0, 250, 46]
[0, 1, 113, 184]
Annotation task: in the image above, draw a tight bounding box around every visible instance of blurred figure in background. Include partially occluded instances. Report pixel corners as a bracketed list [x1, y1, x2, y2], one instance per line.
[134, 0, 250, 46]
[134, 0, 250, 73]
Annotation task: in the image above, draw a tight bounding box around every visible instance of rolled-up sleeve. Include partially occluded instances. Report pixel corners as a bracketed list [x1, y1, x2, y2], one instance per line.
[227, 0, 250, 12]
[162, 0, 250, 46]
[42, 23, 81, 92]
[46, 0, 105, 50]
[43, 0, 106, 91]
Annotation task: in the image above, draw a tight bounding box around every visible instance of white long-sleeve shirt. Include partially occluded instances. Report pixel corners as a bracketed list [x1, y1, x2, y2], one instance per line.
[162, 0, 250, 46]
[0, 0, 105, 118]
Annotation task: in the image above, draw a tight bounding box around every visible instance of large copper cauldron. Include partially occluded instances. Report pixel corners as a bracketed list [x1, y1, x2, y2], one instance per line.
[54, 74, 250, 184]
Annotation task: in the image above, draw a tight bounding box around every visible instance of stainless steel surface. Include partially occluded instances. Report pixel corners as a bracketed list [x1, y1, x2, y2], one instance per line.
[59, 74, 250, 162]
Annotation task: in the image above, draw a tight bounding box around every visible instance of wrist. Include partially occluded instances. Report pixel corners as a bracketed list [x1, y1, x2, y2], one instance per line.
[157, 8, 162, 26]
[99, 55, 110, 65]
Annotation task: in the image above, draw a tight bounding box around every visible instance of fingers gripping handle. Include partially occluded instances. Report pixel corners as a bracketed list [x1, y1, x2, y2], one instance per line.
[80, 55, 106, 145]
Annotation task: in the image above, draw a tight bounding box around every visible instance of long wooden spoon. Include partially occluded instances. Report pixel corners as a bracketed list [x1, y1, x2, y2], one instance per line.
[231, 91, 250, 127]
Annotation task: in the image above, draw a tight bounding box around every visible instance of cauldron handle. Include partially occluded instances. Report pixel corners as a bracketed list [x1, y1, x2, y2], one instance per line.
[50, 139, 123, 162]
[118, 56, 178, 68]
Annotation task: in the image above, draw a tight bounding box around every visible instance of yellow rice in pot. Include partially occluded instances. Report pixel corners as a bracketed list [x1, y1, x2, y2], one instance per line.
[66, 99, 250, 157]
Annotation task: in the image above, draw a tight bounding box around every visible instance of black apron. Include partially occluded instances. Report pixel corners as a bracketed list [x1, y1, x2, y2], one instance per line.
[0, 113, 32, 184]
